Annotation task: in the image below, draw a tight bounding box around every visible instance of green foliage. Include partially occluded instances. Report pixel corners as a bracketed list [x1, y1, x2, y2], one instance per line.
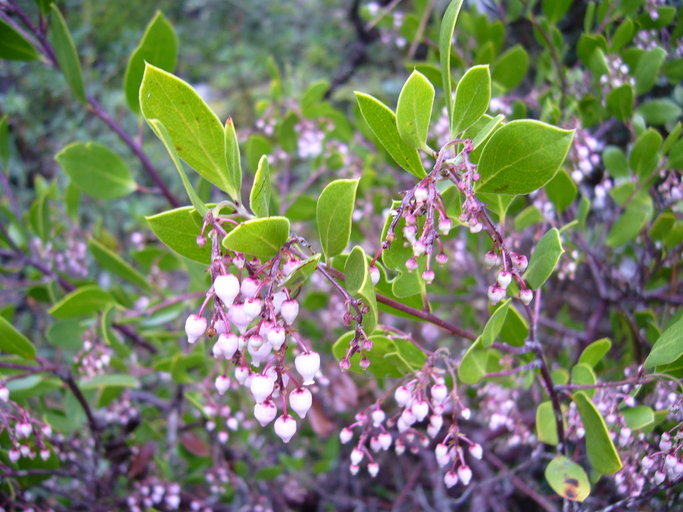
[545, 456, 590, 502]
[49, 5, 86, 103]
[0, 19, 40, 61]
[0, 316, 36, 359]
[451, 65, 491, 135]
[524, 228, 564, 289]
[573, 393, 623, 475]
[222, 217, 290, 260]
[249, 155, 271, 218]
[316, 179, 359, 260]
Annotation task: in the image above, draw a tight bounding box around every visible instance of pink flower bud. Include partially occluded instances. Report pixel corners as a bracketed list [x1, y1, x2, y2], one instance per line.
[339, 357, 351, 371]
[16, 422, 32, 439]
[271, 291, 287, 314]
[213, 333, 239, 359]
[641, 455, 655, 470]
[40, 449, 50, 461]
[370, 436, 382, 452]
[185, 314, 207, 343]
[497, 271, 512, 289]
[233, 253, 246, 269]
[511, 253, 528, 271]
[215, 375, 230, 395]
[444, 470, 458, 488]
[281, 300, 299, 325]
[411, 400, 429, 422]
[469, 443, 483, 460]
[660, 433, 672, 451]
[413, 241, 427, 257]
[469, 219, 482, 233]
[405, 257, 418, 272]
[350, 448, 364, 465]
[289, 388, 312, 418]
[42, 424, 52, 437]
[254, 400, 277, 426]
[379, 432, 392, 450]
[431, 383, 448, 404]
[8, 449, 20, 463]
[349, 464, 360, 475]
[461, 407, 471, 420]
[394, 385, 412, 407]
[234, 365, 249, 384]
[484, 250, 500, 267]
[458, 465, 472, 486]
[395, 439, 406, 455]
[438, 218, 452, 235]
[217, 431, 229, 444]
[240, 276, 260, 298]
[369, 266, 380, 285]
[519, 288, 533, 305]
[422, 270, 435, 284]
[488, 284, 506, 304]
[214, 274, 240, 305]
[371, 409, 386, 427]
[368, 462, 379, 477]
[339, 427, 353, 444]
[0, 386, 8, 402]
[274, 414, 297, 443]
[295, 351, 320, 385]
[243, 298, 263, 321]
[414, 186, 428, 203]
[436, 252, 448, 265]
[654, 470, 666, 485]
[250, 374, 275, 403]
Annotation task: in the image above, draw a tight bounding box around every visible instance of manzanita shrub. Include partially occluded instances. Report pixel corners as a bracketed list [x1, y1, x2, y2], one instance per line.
[0, 0, 682, 510]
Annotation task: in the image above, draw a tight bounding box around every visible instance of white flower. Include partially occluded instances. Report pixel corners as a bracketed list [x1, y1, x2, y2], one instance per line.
[414, 186, 428, 203]
[289, 388, 312, 418]
[281, 300, 299, 325]
[40, 449, 50, 461]
[295, 351, 320, 385]
[254, 400, 277, 426]
[497, 271, 512, 289]
[411, 401, 429, 422]
[350, 448, 364, 465]
[0, 386, 9, 402]
[520, 289, 533, 305]
[488, 285, 506, 305]
[214, 274, 240, 305]
[378, 432, 392, 450]
[228, 304, 250, 333]
[234, 365, 249, 384]
[438, 218, 452, 235]
[469, 443, 483, 460]
[213, 333, 239, 359]
[271, 291, 287, 314]
[243, 298, 263, 321]
[215, 375, 230, 395]
[371, 409, 386, 427]
[458, 465, 472, 486]
[340, 427, 353, 444]
[431, 383, 448, 404]
[240, 276, 260, 298]
[394, 385, 412, 407]
[274, 415, 297, 443]
[444, 470, 458, 488]
[368, 462, 379, 478]
[184, 314, 207, 343]
[250, 374, 275, 403]
[8, 449, 20, 463]
[369, 265, 380, 285]
[266, 325, 286, 351]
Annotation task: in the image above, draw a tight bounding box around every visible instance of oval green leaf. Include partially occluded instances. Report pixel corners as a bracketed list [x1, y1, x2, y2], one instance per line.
[0, 316, 36, 359]
[49, 5, 86, 103]
[344, 246, 378, 333]
[0, 19, 40, 61]
[146, 206, 211, 263]
[523, 228, 564, 289]
[250, 155, 271, 218]
[396, 70, 434, 150]
[124, 11, 178, 114]
[536, 401, 559, 445]
[579, 338, 611, 367]
[573, 392, 623, 475]
[355, 92, 425, 178]
[439, 0, 465, 122]
[316, 178, 359, 261]
[644, 315, 683, 369]
[55, 142, 136, 200]
[49, 285, 116, 319]
[545, 456, 591, 502]
[222, 217, 290, 260]
[477, 120, 574, 195]
[458, 338, 488, 384]
[88, 238, 151, 291]
[451, 65, 491, 134]
[480, 299, 510, 348]
[571, 363, 597, 398]
[622, 406, 655, 431]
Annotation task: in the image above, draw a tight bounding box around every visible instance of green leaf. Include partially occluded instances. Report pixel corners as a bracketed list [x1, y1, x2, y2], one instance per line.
[396, 70, 435, 150]
[545, 456, 591, 502]
[606, 193, 653, 247]
[139, 64, 239, 200]
[355, 92, 425, 178]
[492, 45, 529, 92]
[644, 315, 683, 369]
[630, 128, 662, 178]
[499, 305, 529, 347]
[606, 85, 634, 123]
[0, 316, 36, 359]
[477, 120, 574, 195]
[79, 374, 139, 390]
[316, 178, 359, 261]
[49, 5, 86, 103]
[650, 212, 675, 241]
[123, 11, 178, 114]
[282, 254, 321, 292]
[471, 114, 504, 151]
[222, 217, 290, 260]
[439, 0, 465, 123]
[224, 118, 242, 200]
[536, 401, 558, 445]
[573, 392, 623, 474]
[637, 99, 682, 126]
[611, 18, 634, 52]
[622, 406, 655, 431]
[571, 363, 597, 398]
[451, 65, 491, 135]
[542, 0, 572, 23]
[146, 206, 211, 263]
[458, 338, 488, 384]
[344, 246, 378, 333]
[545, 169, 577, 213]
[579, 338, 611, 367]
[49, 285, 115, 319]
[0, 18, 40, 61]
[634, 47, 667, 95]
[249, 155, 271, 218]
[55, 142, 136, 200]
[602, 146, 629, 178]
[523, 228, 564, 289]
[88, 238, 151, 291]
[514, 205, 543, 231]
[480, 299, 510, 348]
[147, 119, 206, 215]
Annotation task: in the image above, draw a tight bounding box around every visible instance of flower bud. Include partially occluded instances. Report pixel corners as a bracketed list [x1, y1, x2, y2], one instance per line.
[369, 266, 380, 285]
[641, 455, 655, 470]
[281, 300, 299, 325]
[422, 270, 435, 284]
[185, 314, 207, 343]
[240, 276, 260, 298]
[228, 304, 250, 334]
[350, 448, 364, 465]
[394, 385, 412, 407]
[405, 257, 418, 272]
[274, 415, 297, 443]
[40, 449, 50, 461]
[497, 271, 512, 289]
[349, 464, 360, 475]
[461, 407, 471, 420]
[520, 288, 533, 305]
[265, 325, 286, 351]
[217, 431, 229, 444]
[213, 333, 239, 359]
[469, 443, 483, 460]
[458, 465, 473, 486]
[436, 252, 448, 265]
[430, 414, 443, 431]
[243, 298, 263, 321]
[0, 386, 8, 402]
[469, 219, 482, 233]
[660, 433, 672, 451]
[488, 284, 506, 304]
[511, 253, 528, 271]
[370, 436, 382, 453]
[431, 383, 448, 404]
[444, 470, 458, 488]
[371, 409, 386, 427]
[254, 400, 277, 427]
[215, 375, 230, 395]
[234, 366, 249, 384]
[654, 470, 666, 485]
[214, 274, 240, 305]
[438, 218, 452, 235]
[411, 400, 429, 422]
[17, 422, 32, 439]
[289, 388, 312, 418]
[250, 374, 275, 403]
[368, 462, 379, 478]
[340, 427, 353, 444]
[271, 291, 287, 314]
[295, 351, 320, 385]
[8, 449, 20, 463]
[403, 225, 417, 243]
[484, 250, 500, 267]
[378, 432, 392, 450]
[395, 439, 406, 455]
[414, 186, 428, 203]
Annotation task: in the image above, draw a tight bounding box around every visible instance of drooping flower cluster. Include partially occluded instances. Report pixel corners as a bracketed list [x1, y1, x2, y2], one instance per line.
[126, 480, 182, 512]
[74, 335, 113, 378]
[183, 211, 321, 444]
[0, 394, 53, 464]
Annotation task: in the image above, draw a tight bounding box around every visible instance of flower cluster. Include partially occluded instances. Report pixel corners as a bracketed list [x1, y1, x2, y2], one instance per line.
[599, 54, 635, 92]
[126, 480, 182, 512]
[74, 335, 112, 378]
[183, 213, 322, 444]
[0, 395, 53, 464]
